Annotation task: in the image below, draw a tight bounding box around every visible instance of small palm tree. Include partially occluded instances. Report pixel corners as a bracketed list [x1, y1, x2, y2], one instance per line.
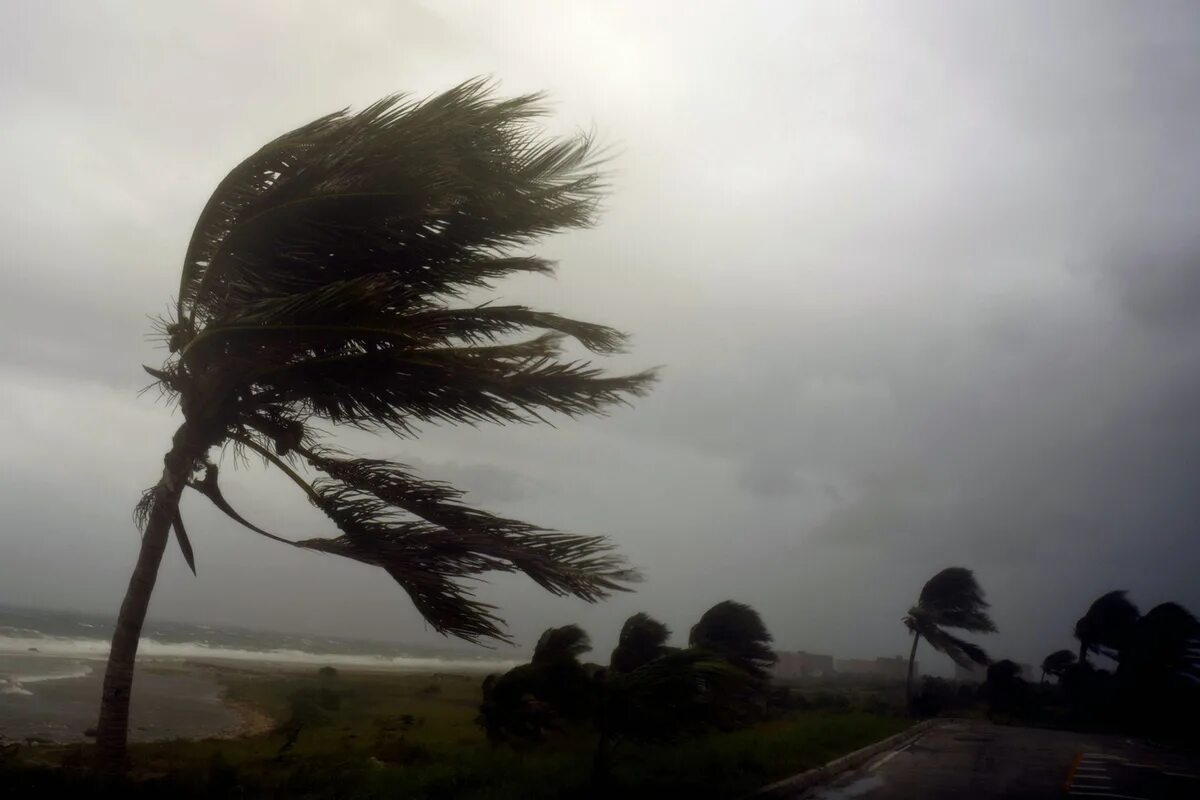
[1074, 590, 1140, 665]
[95, 81, 656, 771]
[610, 612, 672, 673]
[688, 600, 777, 684]
[903, 567, 996, 704]
[1040, 649, 1076, 683]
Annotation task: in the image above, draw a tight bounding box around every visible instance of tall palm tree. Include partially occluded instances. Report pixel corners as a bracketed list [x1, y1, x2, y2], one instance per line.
[903, 567, 995, 704]
[688, 601, 777, 683]
[1074, 590, 1140, 665]
[95, 81, 655, 772]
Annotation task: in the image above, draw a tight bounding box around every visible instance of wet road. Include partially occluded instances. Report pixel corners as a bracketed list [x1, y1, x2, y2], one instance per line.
[799, 720, 1199, 800]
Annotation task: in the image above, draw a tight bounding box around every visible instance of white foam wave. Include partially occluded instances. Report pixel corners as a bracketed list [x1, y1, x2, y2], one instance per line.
[0, 634, 518, 672]
[17, 664, 94, 683]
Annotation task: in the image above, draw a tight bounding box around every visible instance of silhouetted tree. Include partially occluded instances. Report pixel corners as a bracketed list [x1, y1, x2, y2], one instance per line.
[533, 625, 593, 666]
[480, 625, 596, 741]
[591, 649, 750, 784]
[1074, 590, 1140, 665]
[984, 659, 1027, 717]
[1120, 602, 1199, 684]
[610, 613, 671, 674]
[1040, 650, 1075, 684]
[94, 81, 656, 771]
[903, 568, 996, 705]
[688, 601, 777, 683]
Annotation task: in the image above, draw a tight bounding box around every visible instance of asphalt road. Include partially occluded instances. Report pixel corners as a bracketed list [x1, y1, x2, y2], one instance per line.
[799, 721, 1199, 800]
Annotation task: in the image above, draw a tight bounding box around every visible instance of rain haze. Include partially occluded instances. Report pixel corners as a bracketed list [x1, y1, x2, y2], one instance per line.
[2, 0, 1199, 680]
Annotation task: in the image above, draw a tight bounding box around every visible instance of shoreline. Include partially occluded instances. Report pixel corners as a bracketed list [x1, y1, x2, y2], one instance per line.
[0, 653, 493, 745]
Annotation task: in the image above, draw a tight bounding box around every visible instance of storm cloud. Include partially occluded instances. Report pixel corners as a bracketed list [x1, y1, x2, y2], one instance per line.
[2, 1, 1199, 672]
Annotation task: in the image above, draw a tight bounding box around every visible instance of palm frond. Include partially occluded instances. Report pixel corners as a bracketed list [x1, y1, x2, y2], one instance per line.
[917, 567, 996, 633]
[532, 625, 592, 665]
[177, 79, 602, 329]
[170, 509, 197, 576]
[281, 453, 635, 643]
[921, 625, 991, 668]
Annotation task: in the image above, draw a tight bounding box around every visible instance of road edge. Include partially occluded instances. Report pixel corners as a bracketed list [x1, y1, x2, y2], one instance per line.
[747, 718, 941, 799]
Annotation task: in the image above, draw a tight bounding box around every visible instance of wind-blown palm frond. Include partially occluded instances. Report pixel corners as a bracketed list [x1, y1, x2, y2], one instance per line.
[283, 453, 634, 642]
[1074, 590, 1140, 662]
[532, 625, 593, 666]
[916, 567, 996, 633]
[688, 601, 776, 681]
[919, 625, 990, 669]
[611, 613, 671, 673]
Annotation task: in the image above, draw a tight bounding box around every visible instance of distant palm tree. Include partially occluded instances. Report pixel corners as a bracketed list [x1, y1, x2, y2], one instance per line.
[533, 625, 594, 667]
[1040, 649, 1075, 683]
[688, 600, 777, 684]
[903, 568, 996, 704]
[1120, 602, 1199, 684]
[610, 613, 671, 673]
[1074, 590, 1140, 665]
[95, 81, 656, 772]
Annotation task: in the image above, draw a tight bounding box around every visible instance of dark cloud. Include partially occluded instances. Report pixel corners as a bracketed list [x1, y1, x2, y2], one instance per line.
[2, 1, 1199, 671]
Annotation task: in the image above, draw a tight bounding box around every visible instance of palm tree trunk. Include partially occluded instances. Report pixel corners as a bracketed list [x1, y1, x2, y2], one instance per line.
[1078, 641, 1088, 666]
[95, 424, 197, 773]
[905, 631, 921, 707]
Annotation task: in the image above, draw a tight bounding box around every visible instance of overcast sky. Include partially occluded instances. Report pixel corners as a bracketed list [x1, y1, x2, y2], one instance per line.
[2, 1, 1199, 674]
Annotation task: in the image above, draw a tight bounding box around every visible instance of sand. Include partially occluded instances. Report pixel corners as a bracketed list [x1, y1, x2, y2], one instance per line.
[0, 659, 248, 743]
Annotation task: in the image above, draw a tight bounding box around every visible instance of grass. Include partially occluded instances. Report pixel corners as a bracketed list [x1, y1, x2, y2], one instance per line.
[1, 667, 912, 799]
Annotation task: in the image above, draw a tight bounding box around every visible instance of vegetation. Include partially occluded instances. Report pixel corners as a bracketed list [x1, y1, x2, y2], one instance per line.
[1039, 650, 1075, 683]
[481, 601, 776, 782]
[1074, 590, 1140, 665]
[4, 667, 910, 799]
[970, 590, 1200, 746]
[97, 80, 657, 770]
[609, 613, 672, 674]
[902, 567, 996, 704]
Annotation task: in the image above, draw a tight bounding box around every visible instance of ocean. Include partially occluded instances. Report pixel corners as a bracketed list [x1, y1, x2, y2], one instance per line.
[0, 603, 519, 695]
[0, 604, 521, 742]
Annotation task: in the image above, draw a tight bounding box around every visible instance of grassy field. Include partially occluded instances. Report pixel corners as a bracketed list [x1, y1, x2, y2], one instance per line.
[3, 667, 912, 799]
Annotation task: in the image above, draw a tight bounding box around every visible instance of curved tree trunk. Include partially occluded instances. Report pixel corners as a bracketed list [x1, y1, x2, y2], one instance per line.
[95, 424, 197, 774]
[905, 631, 921, 708]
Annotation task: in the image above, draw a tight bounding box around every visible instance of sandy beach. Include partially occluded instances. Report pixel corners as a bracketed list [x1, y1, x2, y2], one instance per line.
[0, 655, 249, 743]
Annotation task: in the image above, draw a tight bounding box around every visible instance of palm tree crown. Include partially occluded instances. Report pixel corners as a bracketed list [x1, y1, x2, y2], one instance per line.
[1074, 590, 1140, 664]
[142, 80, 655, 641]
[688, 600, 777, 681]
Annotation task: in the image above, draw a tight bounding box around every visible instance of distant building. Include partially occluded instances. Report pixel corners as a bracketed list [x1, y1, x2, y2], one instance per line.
[835, 656, 911, 681]
[773, 651, 834, 679]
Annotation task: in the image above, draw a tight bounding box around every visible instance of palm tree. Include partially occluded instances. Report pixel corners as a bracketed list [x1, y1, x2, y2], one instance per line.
[903, 567, 996, 704]
[1120, 602, 1199, 684]
[533, 625, 594, 667]
[688, 600, 777, 683]
[1040, 649, 1076, 683]
[95, 81, 656, 771]
[1074, 590, 1140, 665]
[610, 613, 671, 673]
